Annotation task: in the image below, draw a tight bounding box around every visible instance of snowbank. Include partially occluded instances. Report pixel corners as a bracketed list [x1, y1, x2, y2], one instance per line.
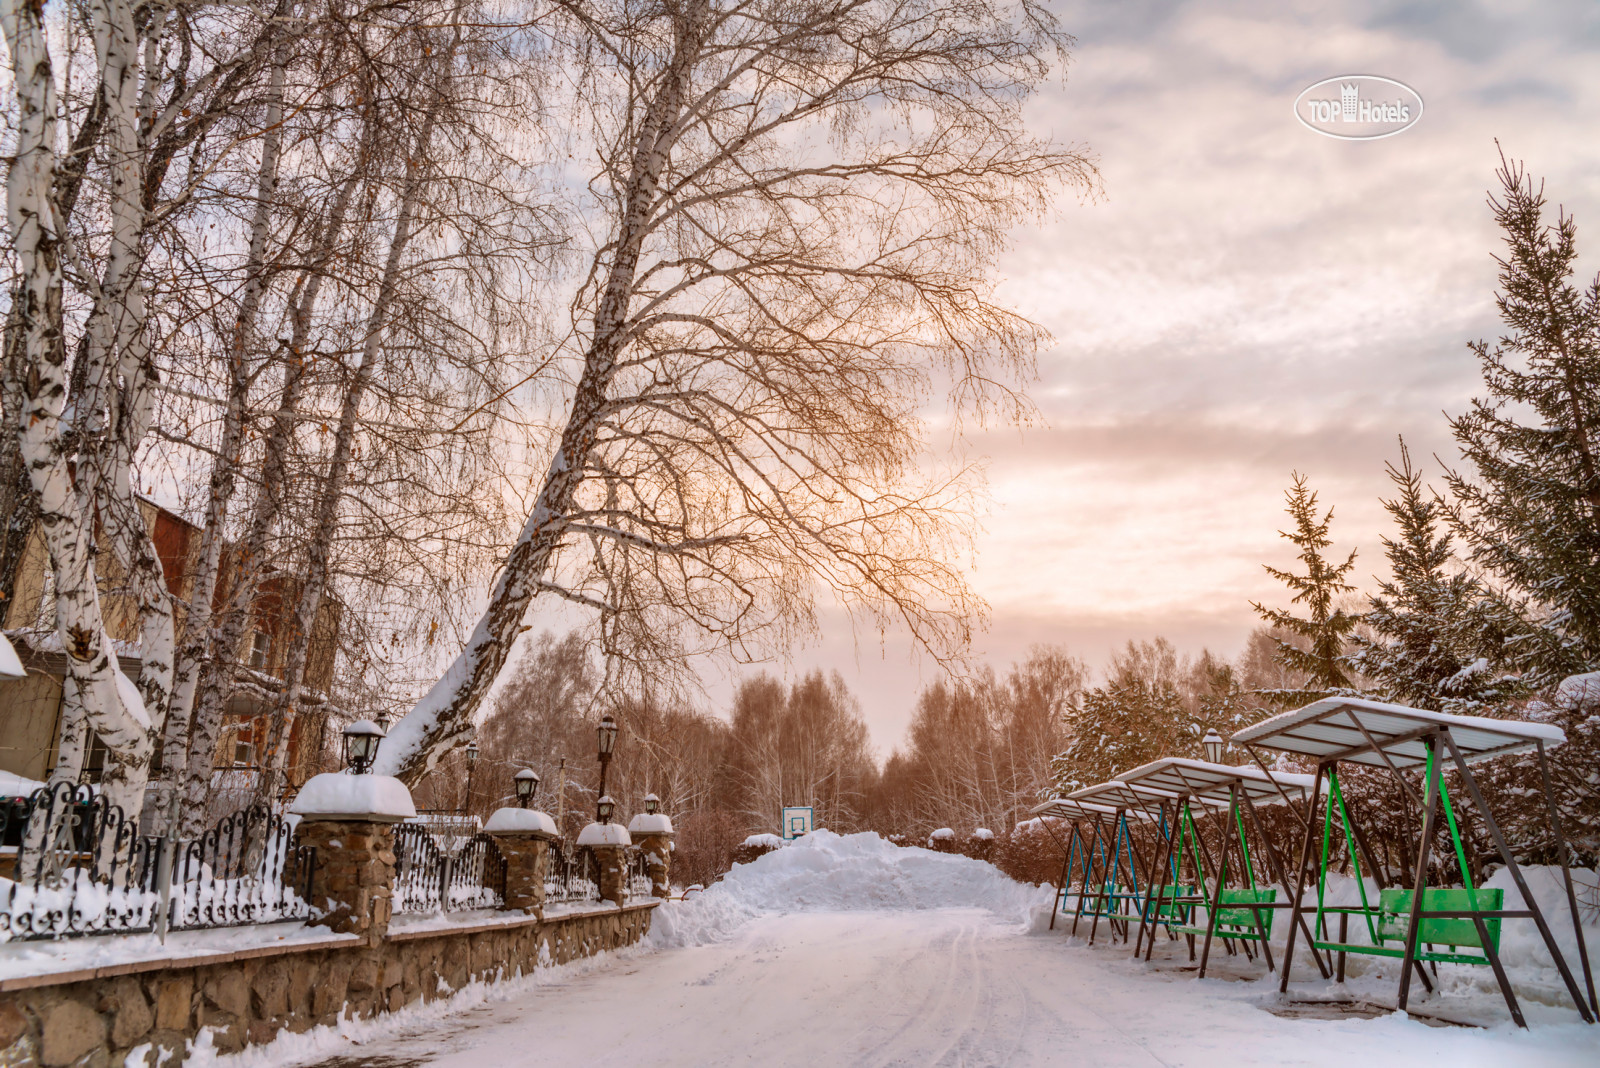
[0, 769, 44, 798]
[289, 773, 415, 821]
[483, 808, 558, 836]
[648, 830, 1054, 949]
[740, 833, 784, 850]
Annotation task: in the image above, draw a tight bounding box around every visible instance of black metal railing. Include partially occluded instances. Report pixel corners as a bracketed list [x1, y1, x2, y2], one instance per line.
[625, 846, 653, 900]
[0, 783, 315, 941]
[544, 840, 601, 906]
[392, 823, 505, 913]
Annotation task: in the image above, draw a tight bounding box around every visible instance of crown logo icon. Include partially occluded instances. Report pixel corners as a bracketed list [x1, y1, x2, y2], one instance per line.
[1340, 84, 1358, 121]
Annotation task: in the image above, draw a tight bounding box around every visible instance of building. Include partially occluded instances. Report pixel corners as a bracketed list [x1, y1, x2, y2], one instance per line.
[0, 497, 343, 793]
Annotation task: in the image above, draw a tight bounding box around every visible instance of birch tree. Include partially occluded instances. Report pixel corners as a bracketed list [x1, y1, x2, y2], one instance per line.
[377, 0, 1097, 783]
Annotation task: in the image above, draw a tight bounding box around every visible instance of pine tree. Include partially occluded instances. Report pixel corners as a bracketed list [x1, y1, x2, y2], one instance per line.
[1349, 441, 1523, 713]
[1444, 157, 1600, 687]
[1249, 473, 1358, 706]
[1050, 679, 1185, 794]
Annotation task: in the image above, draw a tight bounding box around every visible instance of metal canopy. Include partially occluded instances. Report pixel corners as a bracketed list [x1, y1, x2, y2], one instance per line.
[1231, 697, 1566, 770]
[1114, 757, 1314, 807]
[1029, 798, 1129, 822]
[1063, 779, 1224, 816]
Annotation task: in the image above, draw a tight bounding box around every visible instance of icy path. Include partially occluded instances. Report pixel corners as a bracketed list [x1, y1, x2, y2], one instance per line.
[274, 908, 1597, 1068]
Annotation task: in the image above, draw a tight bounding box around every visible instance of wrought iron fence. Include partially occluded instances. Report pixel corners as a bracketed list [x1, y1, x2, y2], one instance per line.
[544, 840, 601, 906]
[0, 783, 315, 941]
[625, 846, 653, 900]
[392, 824, 505, 913]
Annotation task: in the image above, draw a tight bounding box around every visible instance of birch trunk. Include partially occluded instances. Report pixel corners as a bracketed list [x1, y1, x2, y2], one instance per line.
[254, 100, 443, 804]
[155, 13, 291, 826]
[374, 1, 710, 784]
[2, 0, 151, 811]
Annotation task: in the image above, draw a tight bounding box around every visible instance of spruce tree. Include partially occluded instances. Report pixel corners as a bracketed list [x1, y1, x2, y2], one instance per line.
[1249, 473, 1358, 706]
[1444, 158, 1600, 687]
[1349, 441, 1523, 713]
[1050, 679, 1185, 794]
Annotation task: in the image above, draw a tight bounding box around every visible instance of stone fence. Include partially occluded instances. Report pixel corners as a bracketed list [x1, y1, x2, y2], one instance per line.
[0, 774, 676, 1066]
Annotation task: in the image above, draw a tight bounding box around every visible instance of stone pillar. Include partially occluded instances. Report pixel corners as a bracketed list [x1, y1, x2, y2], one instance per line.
[626, 811, 675, 899]
[483, 807, 560, 913]
[288, 772, 416, 944]
[293, 819, 397, 941]
[633, 833, 672, 898]
[576, 822, 632, 906]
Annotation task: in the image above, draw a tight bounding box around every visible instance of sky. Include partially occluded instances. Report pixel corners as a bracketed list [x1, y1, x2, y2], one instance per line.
[771, 0, 1600, 755]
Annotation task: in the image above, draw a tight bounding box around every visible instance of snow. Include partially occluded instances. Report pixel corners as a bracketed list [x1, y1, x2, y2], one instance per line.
[287, 773, 415, 821]
[626, 813, 674, 835]
[0, 632, 23, 679]
[972, 827, 994, 840]
[0, 921, 356, 984]
[1556, 671, 1600, 708]
[482, 808, 557, 836]
[0, 770, 44, 798]
[648, 830, 1053, 950]
[928, 827, 955, 839]
[575, 822, 631, 847]
[113, 665, 150, 728]
[740, 833, 784, 850]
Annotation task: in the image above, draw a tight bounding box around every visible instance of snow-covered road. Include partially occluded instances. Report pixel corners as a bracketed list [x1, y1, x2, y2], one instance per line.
[213, 833, 1600, 1068]
[273, 907, 1596, 1068]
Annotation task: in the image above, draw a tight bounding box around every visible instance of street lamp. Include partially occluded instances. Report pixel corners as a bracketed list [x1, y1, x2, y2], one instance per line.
[595, 714, 618, 821]
[342, 720, 384, 774]
[1202, 729, 1225, 765]
[374, 709, 394, 733]
[596, 795, 615, 824]
[643, 793, 660, 815]
[514, 768, 540, 808]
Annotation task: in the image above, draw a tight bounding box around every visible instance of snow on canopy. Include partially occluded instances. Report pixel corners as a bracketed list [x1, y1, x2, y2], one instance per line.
[0, 633, 23, 679]
[0, 770, 44, 798]
[289, 773, 416, 821]
[648, 831, 1053, 949]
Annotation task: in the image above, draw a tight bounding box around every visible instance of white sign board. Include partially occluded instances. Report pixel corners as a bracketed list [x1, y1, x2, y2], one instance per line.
[781, 806, 814, 840]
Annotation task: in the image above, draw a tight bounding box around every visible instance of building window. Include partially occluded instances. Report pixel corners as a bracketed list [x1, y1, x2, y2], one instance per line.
[233, 739, 256, 768]
[248, 631, 272, 672]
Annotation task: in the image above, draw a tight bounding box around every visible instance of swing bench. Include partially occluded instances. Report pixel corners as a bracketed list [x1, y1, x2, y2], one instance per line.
[1232, 697, 1598, 1029]
[1095, 758, 1315, 976]
[1029, 794, 1163, 943]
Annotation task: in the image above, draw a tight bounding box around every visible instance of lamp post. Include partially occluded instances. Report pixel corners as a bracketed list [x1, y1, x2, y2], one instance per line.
[596, 795, 615, 824]
[514, 768, 540, 809]
[342, 720, 384, 774]
[463, 738, 479, 816]
[643, 793, 660, 815]
[1202, 728, 1226, 765]
[595, 714, 618, 822]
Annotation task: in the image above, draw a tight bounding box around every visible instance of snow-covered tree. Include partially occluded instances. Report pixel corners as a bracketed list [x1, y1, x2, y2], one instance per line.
[1050, 678, 1185, 794]
[1443, 157, 1600, 688]
[1349, 441, 1523, 714]
[1249, 473, 1359, 706]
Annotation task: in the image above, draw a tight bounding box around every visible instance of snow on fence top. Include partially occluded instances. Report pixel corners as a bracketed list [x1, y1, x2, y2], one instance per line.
[740, 833, 784, 851]
[1231, 696, 1565, 769]
[289, 773, 416, 822]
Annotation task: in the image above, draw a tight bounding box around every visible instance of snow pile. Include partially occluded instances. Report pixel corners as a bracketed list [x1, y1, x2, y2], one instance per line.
[289, 773, 415, 821]
[483, 808, 558, 836]
[0, 770, 44, 798]
[627, 813, 674, 835]
[0, 632, 23, 679]
[972, 828, 994, 840]
[648, 830, 1054, 949]
[575, 822, 631, 846]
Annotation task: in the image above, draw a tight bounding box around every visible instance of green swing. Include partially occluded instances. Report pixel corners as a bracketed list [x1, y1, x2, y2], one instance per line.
[1309, 749, 1503, 968]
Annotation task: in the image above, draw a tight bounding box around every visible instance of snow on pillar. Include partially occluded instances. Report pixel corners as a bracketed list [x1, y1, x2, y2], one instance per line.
[484, 807, 559, 913]
[626, 811, 674, 898]
[289, 773, 416, 942]
[576, 821, 632, 905]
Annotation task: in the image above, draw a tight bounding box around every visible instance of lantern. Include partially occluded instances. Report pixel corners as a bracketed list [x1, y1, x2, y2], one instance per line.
[342, 720, 383, 774]
[1202, 729, 1225, 765]
[514, 768, 540, 808]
